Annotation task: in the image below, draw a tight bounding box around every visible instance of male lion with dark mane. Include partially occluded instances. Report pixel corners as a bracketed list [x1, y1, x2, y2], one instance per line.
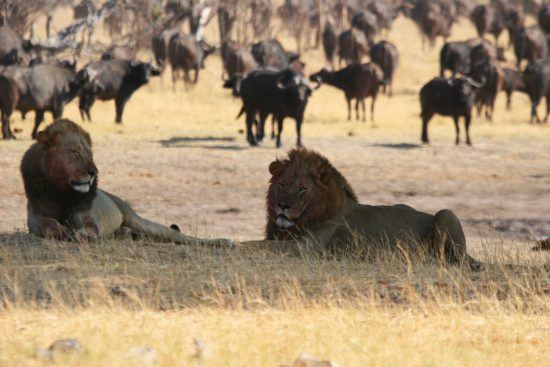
[240, 149, 481, 270]
[20, 119, 232, 246]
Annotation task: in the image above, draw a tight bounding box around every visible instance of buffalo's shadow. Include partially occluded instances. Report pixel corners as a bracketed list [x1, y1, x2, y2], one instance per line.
[369, 143, 422, 150]
[159, 136, 244, 150]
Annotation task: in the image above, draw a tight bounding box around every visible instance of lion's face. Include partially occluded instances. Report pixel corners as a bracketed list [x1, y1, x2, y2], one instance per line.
[267, 150, 352, 232]
[270, 168, 318, 229]
[37, 120, 98, 194]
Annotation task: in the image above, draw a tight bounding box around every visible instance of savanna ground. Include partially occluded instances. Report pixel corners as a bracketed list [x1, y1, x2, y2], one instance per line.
[0, 6, 549, 367]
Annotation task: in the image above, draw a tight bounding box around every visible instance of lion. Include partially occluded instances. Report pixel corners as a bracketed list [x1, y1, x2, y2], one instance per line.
[239, 148, 481, 270]
[20, 119, 232, 247]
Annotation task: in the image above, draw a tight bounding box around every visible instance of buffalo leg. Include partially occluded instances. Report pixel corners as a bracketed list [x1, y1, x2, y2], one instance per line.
[245, 111, 257, 146]
[530, 97, 541, 123]
[171, 69, 178, 92]
[361, 99, 366, 123]
[421, 111, 433, 144]
[355, 100, 360, 121]
[193, 66, 199, 85]
[271, 115, 276, 140]
[115, 97, 129, 124]
[257, 111, 269, 142]
[1, 112, 14, 140]
[545, 95, 550, 123]
[453, 116, 460, 145]
[506, 90, 512, 110]
[465, 114, 472, 145]
[275, 115, 284, 148]
[295, 116, 303, 148]
[31, 110, 45, 139]
[346, 97, 351, 120]
[370, 94, 377, 123]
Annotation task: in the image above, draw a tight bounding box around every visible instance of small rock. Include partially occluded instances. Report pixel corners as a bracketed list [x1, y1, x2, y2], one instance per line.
[347, 131, 355, 137]
[127, 346, 157, 366]
[48, 338, 84, 354]
[283, 353, 341, 367]
[36, 338, 84, 360]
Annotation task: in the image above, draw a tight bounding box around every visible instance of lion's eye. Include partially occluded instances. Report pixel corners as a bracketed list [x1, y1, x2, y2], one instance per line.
[298, 186, 307, 194]
[72, 150, 82, 158]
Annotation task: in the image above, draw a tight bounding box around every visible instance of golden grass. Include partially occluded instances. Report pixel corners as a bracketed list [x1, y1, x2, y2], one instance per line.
[0, 7, 549, 367]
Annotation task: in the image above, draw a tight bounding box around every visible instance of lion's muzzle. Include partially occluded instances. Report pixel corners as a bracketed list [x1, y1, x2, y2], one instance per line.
[70, 173, 95, 194]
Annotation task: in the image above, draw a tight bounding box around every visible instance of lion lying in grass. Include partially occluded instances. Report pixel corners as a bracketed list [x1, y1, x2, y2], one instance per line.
[240, 149, 481, 270]
[20, 119, 232, 246]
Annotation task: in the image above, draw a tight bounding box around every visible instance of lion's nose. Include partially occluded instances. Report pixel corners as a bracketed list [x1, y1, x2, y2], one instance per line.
[279, 204, 290, 211]
[88, 169, 97, 177]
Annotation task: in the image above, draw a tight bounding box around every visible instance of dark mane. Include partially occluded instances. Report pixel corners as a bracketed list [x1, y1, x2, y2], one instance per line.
[20, 122, 97, 225]
[287, 148, 358, 202]
[265, 148, 358, 240]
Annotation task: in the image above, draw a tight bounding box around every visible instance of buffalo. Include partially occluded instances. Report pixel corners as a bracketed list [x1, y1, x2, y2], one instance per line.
[168, 33, 215, 90]
[440, 40, 472, 77]
[0, 64, 90, 139]
[523, 58, 550, 123]
[221, 40, 258, 96]
[0, 25, 31, 66]
[251, 39, 296, 70]
[469, 59, 504, 121]
[513, 25, 548, 68]
[369, 41, 399, 96]
[322, 20, 338, 69]
[470, 4, 505, 44]
[337, 29, 368, 66]
[419, 77, 481, 145]
[152, 29, 179, 73]
[78, 60, 160, 123]
[501, 67, 525, 110]
[310, 63, 384, 122]
[237, 69, 319, 147]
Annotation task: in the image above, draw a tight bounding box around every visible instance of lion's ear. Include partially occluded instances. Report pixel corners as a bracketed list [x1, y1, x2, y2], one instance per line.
[269, 160, 285, 176]
[83, 131, 92, 146]
[36, 130, 63, 147]
[36, 131, 48, 145]
[312, 160, 331, 185]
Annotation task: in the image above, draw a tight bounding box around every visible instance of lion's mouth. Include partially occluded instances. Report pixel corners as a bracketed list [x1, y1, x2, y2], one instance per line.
[275, 213, 295, 229]
[70, 176, 94, 193]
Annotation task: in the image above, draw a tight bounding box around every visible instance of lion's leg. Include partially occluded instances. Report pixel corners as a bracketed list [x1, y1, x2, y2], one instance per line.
[431, 209, 481, 270]
[103, 191, 232, 247]
[27, 206, 70, 240]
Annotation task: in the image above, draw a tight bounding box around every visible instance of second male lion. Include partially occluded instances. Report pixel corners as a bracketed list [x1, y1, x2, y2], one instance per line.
[20, 119, 232, 247]
[240, 149, 481, 270]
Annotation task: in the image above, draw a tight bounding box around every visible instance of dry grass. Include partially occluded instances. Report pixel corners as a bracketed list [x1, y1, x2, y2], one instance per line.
[0, 7, 549, 367]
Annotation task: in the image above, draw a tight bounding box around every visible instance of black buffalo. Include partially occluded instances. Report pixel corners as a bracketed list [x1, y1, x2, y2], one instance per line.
[310, 63, 384, 122]
[237, 69, 318, 147]
[523, 58, 550, 123]
[513, 25, 548, 68]
[78, 60, 160, 123]
[440, 40, 472, 77]
[419, 77, 481, 145]
[501, 67, 526, 110]
[369, 41, 399, 96]
[168, 33, 215, 90]
[221, 40, 258, 97]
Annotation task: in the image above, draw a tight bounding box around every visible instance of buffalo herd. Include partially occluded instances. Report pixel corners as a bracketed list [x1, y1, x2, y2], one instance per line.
[0, 0, 549, 147]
